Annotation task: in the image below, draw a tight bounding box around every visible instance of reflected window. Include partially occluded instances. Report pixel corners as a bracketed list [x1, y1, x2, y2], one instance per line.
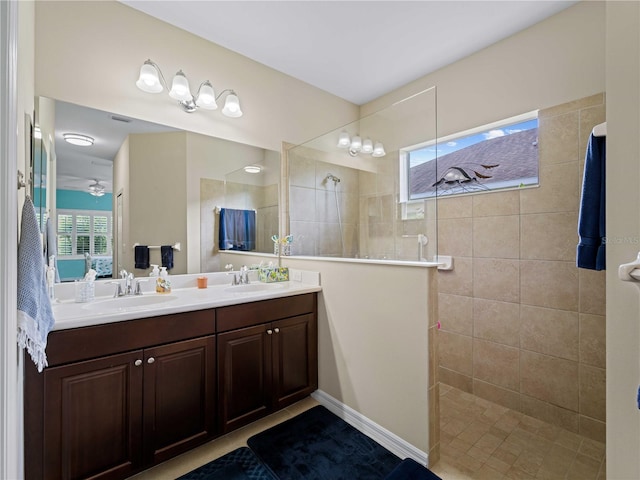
[403, 111, 539, 199]
[57, 210, 113, 258]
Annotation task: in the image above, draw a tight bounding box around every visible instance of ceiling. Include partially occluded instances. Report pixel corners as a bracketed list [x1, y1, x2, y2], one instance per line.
[121, 0, 578, 105]
[55, 0, 577, 192]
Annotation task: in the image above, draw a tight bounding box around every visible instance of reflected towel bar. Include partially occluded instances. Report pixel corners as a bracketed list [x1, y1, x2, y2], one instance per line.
[132, 242, 181, 251]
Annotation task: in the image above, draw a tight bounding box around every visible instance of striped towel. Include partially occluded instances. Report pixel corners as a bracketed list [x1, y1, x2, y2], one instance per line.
[17, 197, 55, 372]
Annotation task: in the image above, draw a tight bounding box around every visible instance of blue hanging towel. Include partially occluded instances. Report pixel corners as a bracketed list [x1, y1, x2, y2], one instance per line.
[577, 133, 606, 270]
[17, 197, 56, 372]
[161, 245, 174, 270]
[219, 208, 256, 251]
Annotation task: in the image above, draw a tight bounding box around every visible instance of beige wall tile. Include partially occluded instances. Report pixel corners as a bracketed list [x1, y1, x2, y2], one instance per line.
[439, 293, 473, 335]
[438, 257, 473, 296]
[474, 298, 520, 347]
[438, 217, 473, 257]
[538, 94, 604, 118]
[437, 196, 473, 219]
[520, 350, 579, 411]
[579, 364, 606, 421]
[473, 215, 520, 259]
[519, 395, 579, 433]
[440, 331, 473, 376]
[520, 305, 579, 361]
[520, 212, 578, 261]
[579, 268, 606, 315]
[520, 260, 578, 311]
[473, 258, 520, 303]
[520, 162, 579, 214]
[472, 190, 520, 217]
[579, 415, 606, 443]
[473, 339, 520, 391]
[579, 314, 606, 368]
[579, 105, 606, 155]
[440, 367, 472, 393]
[473, 379, 521, 411]
[538, 112, 579, 165]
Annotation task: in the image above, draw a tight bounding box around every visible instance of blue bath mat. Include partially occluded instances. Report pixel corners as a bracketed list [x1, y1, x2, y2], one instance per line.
[247, 405, 402, 480]
[177, 447, 277, 480]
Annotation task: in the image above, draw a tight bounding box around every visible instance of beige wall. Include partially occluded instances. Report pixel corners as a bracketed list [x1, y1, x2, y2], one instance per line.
[219, 252, 436, 458]
[34, 1, 359, 153]
[437, 94, 606, 442]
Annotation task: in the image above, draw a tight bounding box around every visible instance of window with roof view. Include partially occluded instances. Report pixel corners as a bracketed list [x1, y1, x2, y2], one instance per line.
[404, 112, 539, 200]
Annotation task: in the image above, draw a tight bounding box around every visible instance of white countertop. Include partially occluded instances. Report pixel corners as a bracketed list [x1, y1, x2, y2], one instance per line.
[51, 269, 321, 331]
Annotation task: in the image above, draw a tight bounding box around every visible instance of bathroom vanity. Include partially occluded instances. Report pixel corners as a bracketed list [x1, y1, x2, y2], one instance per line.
[24, 274, 319, 480]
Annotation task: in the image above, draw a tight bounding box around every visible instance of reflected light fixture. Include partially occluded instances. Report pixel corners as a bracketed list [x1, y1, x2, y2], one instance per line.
[88, 179, 105, 197]
[243, 165, 262, 174]
[337, 132, 385, 157]
[136, 59, 243, 117]
[63, 133, 94, 146]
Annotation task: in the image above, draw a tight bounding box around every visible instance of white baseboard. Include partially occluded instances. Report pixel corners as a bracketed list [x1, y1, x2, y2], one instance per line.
[311, 390, 429, 467]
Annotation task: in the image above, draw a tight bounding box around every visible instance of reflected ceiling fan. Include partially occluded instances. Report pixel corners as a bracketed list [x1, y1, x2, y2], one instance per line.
[88, 179, 105, 197]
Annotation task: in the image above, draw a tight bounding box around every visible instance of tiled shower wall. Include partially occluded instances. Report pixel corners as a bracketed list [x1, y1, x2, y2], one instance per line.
[437, 94, 606, 442]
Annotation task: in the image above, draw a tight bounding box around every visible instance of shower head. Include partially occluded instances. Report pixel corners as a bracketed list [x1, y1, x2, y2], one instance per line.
[326, 173, 341, 184]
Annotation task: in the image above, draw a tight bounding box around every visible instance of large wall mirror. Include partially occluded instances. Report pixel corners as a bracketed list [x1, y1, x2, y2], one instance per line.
[40, 97, 280, 281]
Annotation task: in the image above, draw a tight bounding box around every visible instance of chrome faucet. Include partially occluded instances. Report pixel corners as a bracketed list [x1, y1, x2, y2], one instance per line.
[119, 270, 135, 296]
[239, 265, 250, 284]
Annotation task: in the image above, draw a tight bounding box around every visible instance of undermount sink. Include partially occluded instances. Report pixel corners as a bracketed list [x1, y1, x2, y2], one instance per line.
[82, 294, 177, 311]
[224, 283, 285, 294]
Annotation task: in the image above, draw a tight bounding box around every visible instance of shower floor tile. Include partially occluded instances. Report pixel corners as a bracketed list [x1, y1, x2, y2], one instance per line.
[431, 385, 606, 480]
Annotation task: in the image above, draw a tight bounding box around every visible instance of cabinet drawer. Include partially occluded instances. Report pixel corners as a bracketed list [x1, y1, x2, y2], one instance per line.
[47, 309, 216, 366]
[216, 293, 316, 333]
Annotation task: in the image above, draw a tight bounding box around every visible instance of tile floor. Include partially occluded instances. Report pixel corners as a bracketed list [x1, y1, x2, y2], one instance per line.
[431, 384, 606, 480]
[129, 387, 606, 480]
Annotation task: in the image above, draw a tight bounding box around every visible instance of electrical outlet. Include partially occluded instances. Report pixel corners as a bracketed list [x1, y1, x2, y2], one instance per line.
[292, 270, 302, 282]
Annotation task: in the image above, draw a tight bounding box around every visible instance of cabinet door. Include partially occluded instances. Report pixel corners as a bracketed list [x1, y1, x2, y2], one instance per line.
[217, 324, 271, 433]
[143, 335, 216, 465]
[43, 351, 144, 480]
[272, 314, 318, 409]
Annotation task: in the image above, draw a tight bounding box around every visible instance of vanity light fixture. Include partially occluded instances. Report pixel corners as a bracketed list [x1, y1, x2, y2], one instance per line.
[243, 165, 262, 174]
[136, 59, 243, 117]
[88, 179, 105, 197]
[337, 132, 385, 157]
[63, 133, 94, 147]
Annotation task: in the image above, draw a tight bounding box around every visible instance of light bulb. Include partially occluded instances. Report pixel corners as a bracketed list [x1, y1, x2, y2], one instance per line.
[372, 142, 386, 157]
[169, 70, 192, 101]
[362, 138, 373, 154]
[337, 132, 351, 148]
[350, 136, 362, 152]
[136, 62, 163, 93]
[196, 81, 218, 110]
[222, 93, 243, 117]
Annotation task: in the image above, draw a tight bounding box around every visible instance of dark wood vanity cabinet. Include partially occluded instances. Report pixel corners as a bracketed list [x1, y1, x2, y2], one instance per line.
[25, 292, 317, 480]
[25, 311, 217, 480]
[217, 294, 318, 433]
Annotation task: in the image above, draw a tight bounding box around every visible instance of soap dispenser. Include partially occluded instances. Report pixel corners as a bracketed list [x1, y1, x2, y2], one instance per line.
[156, 267, 171, 293]
[150, 264, 159, 277]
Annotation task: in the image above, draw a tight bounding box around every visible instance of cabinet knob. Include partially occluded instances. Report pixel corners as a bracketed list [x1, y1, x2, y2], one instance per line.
[147, 357, 155, 364]
[274, 328, 280, 334]
[134, 359, 142, 367]
[267, 329, 273, 335]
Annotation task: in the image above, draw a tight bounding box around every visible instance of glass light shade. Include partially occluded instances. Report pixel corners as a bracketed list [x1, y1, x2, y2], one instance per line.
[221, 93, 243, 118]
[337, 132, 351, 148]
[136, 62, 163, 93]
[88, 181, 105, 197]
[361, 138, 373, 154]
[63, 133, 94, 147]
[372, 142, 386, 157]
[169, 71, 192, 101]
[350, 136, 362, 152]
[243, 165, 262, 174]
[196, 81, 218, 110]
